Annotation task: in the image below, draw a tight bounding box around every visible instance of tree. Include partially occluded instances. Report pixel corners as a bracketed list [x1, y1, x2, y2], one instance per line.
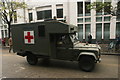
[87, 1, 120, 17]
[116, 1, 120, 19]
[0, 0, 27, 38]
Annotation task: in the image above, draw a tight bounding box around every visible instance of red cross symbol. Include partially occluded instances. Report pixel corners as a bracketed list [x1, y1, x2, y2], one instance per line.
[25, 32, 34, 43]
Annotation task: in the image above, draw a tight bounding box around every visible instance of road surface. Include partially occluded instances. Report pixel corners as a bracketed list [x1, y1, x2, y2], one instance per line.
[0, 46, 119, 78]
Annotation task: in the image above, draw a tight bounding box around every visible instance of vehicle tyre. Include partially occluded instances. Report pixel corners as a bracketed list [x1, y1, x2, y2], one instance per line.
[79, 56, 95, 72]
[26, 54, 38, 65]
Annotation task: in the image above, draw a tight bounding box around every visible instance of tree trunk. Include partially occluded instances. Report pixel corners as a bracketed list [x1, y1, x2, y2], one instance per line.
[8, 22, 11, 38]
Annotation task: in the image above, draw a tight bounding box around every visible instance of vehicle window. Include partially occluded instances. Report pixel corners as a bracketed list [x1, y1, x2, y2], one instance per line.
[38, 25, 45, 37]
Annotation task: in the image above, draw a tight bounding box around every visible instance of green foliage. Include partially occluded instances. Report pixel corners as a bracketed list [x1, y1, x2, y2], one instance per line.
[116, 1, 120, 19]
[117, 1, 120, 14]
[87, 2, 112, 13]
[0, 0, 27, 37]
[0, 0, 27, 23]
[87, 1, 120, 16]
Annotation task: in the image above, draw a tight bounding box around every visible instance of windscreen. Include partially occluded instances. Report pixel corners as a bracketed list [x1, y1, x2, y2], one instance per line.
[56, 34, 73, 48]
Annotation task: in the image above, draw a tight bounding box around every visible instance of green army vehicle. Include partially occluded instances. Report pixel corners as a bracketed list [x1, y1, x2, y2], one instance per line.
[11, 20, 101, 72]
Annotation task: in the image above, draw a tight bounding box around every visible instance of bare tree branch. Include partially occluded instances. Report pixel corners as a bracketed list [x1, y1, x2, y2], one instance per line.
[0, 0, 27, 38]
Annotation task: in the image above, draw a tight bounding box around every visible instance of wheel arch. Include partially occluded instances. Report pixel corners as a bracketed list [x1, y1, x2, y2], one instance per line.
[77, 52, 97, 61]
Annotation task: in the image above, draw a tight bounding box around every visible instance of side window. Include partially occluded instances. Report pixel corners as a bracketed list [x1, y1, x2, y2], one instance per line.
[38, 25, 45, 37]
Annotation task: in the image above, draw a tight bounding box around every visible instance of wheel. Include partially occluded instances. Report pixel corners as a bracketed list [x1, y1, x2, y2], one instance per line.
[26, 54, 38, 65]
[79, 56, 95, 72]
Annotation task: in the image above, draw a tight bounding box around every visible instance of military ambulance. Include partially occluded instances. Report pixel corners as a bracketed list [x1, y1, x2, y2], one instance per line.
[11, 20, 101, 72]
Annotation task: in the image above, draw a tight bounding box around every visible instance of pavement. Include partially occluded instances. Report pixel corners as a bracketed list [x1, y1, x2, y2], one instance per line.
[101, 49, 120, 55]
[98, 44, 120, 55]
[101, 52, 120, 55]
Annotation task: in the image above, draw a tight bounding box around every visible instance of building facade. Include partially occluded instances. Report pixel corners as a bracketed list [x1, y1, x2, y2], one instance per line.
[0, 13, 8, 39]
[0, 0, 120, 43]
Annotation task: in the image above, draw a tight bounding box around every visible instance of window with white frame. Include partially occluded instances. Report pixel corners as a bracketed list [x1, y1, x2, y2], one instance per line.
[96, 17, 102, 22]
[104, 23, 110, 40]
[56, 4, 63, 18]
[78, 24, 83, 41]
[28, 9, 33, 22]
[28, 13, 33, 22]
[104, 16, 111, 21]
[77, 2, 83, 17]
[85, 24, 91, 40]
[1, 30, 4, 39]
[116, 22, 120, 36]
[37, 10, 52, 20]
[96, 23, 102, 40]
[77, 18, 83, 23]
[36, 6, 52, 20]
[85, 18, 91, 22]
[57, 8, 63, 18]
[85, 1, 91, 16]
